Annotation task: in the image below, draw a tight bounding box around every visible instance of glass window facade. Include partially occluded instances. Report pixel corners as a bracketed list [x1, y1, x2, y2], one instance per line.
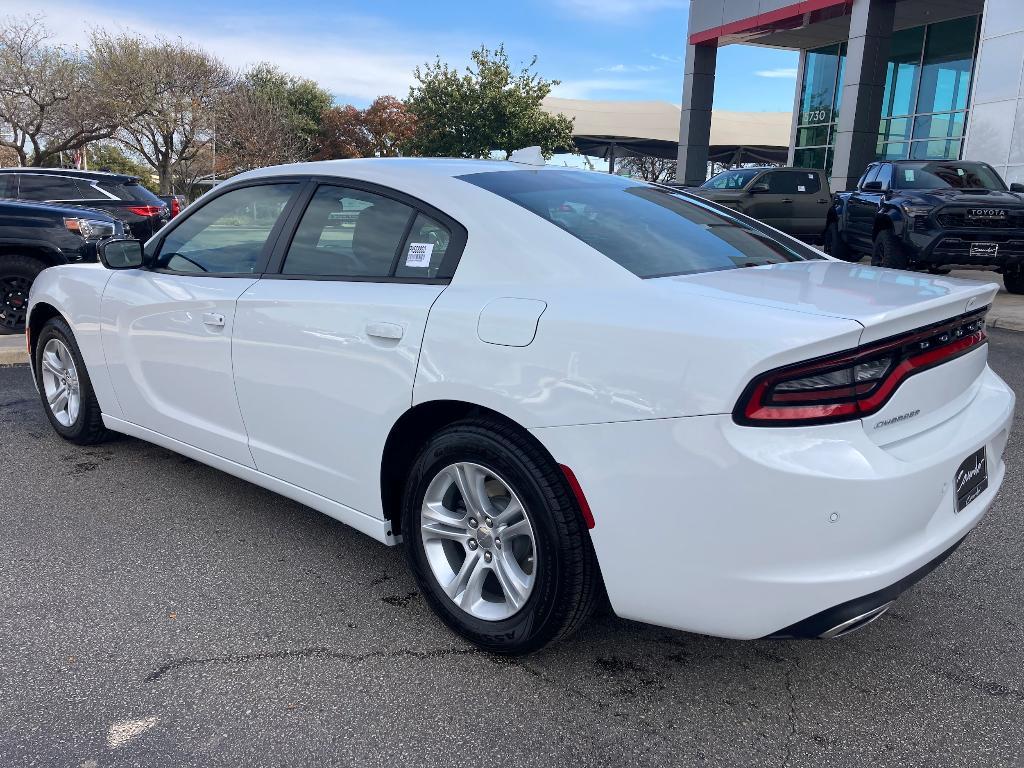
[794, 15, 980, 170]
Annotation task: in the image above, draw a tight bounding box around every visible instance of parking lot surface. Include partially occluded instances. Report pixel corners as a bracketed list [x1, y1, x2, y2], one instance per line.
[1, 330, 1023, 767]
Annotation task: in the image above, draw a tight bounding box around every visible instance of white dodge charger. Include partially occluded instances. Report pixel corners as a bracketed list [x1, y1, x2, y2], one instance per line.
[26, 157, 1014, 653]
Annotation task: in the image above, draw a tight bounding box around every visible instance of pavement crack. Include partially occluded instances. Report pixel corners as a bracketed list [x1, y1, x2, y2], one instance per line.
[781, 658, 799, 768]
[145, 645, 480, 682]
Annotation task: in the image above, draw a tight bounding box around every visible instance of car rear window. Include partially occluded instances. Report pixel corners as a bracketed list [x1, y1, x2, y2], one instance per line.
[458, 169, 823, 278]
[97, 179, 163, 203]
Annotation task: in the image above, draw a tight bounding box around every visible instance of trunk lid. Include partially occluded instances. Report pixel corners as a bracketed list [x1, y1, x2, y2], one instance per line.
[661, 260, 997, 343]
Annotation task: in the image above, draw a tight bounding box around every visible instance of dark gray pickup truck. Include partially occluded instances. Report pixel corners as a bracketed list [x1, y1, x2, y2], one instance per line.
[824, 159, 1024, 294]
[686, 167, 832, 239]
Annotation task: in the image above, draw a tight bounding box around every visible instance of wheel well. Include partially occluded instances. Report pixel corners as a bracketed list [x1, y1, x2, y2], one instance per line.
[0, 244, 63, 267]
[27, 302, 62, 361]
[872, 216, 893, 239]
[380, 400, 545, 534]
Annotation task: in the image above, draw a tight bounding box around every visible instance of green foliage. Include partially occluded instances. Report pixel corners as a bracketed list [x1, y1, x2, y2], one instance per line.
[87, 144, 158, 192]
[405, 44, 574, 159]
[244, 63, 333, 151]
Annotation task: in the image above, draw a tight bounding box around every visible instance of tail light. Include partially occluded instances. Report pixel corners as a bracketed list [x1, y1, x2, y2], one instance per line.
[734, 309, 988, 426]
[126, 205, 164, 217]
[170, 197, 181, 217]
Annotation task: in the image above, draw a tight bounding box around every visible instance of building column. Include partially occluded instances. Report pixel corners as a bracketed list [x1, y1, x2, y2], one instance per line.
[829, 0, 894, 191]
[787, 50, 808, 167]
[676, 41, 717, 186]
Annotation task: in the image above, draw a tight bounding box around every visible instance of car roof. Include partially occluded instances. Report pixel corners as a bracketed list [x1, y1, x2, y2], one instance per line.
[0, 167, 138, 182]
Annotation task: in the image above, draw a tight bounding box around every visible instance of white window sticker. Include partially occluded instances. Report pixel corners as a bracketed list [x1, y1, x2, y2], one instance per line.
[905, 169, 916, 181]
[797, 185, 806, 192]
[405, 242, 433, 268]
[808, 173, 815, 179]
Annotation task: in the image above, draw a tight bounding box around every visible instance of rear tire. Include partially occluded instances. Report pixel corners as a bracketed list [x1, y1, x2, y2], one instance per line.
[0, 255, 45, 333]
[34, 317, 111, 445]
[823, 222, 858, 262]
[1004, 268, 1024, 295]
[871, 229, 911, 270]
[401, 418, 601, 654]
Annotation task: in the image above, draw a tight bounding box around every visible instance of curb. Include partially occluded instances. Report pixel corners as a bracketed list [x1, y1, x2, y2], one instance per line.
[988, 315, 1024, 333]
[0, 347, 27, 366]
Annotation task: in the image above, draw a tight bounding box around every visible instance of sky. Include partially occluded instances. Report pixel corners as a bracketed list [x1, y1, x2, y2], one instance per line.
[6, 0, 799, 113]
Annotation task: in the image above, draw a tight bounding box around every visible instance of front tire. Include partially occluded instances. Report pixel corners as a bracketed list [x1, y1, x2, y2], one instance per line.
[823, 222, 858, 262]
[34, 317, 111, 445]
[1004, 268, 1024, 295]
[0, 255, 44, 333]
[401, 418, 600, 654]
[871, 229, 911, 270]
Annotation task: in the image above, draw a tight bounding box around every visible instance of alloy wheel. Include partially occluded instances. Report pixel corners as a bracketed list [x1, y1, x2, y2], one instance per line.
[420, 462, 537, 621]
[40, 338, 81, 427]
[0, 274, 30, 331]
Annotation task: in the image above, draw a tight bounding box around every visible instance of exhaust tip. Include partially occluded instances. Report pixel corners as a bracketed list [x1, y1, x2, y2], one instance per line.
[818, 600, 895, 639]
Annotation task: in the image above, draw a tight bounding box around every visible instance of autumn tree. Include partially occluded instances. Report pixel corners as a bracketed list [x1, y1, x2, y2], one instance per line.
[0, 15, 150, 166]
[405, 44, 573, 159]
[315, 96, 416, 159]
[92, 31, 231, 193]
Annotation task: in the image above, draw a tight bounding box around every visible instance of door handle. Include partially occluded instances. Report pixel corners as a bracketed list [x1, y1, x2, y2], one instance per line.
[780, 198, 794, 204]
[202, 312, 226, 328]
[817, 199, 829, 204]
[366, 321, 403, 340]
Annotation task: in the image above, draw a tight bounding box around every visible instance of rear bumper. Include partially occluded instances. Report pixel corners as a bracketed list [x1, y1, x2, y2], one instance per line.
[531, 366, 1014, 639]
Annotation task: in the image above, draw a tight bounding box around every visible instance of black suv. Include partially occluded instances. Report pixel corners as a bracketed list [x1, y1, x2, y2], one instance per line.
[0, 199, 123, 331]
[824, 160, 1024, 294]
[0, 168, 169, 240]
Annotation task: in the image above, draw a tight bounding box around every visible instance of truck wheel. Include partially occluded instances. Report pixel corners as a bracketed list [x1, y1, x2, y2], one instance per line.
[823, 222, 858, 262]
[871, 230, 911, 270]
[0, 255, 44, 333]
[1004, 269, 1024, 295]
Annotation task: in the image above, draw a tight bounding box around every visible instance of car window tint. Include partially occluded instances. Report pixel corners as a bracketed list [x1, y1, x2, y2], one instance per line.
[459, 169, 823, 279]
[860, 165, 880, 188]
[394, 213, 452, 278]
[700, 169, 761, 190]
[875, 163, 893, 190]
[765, 171, 820, 194]
[283, 185, 414, 277]
[894, 162, 1006, 190]
[17, 175, 83, 201]
[97, 179, 163, 203]
[0, 174, 15, 198]
[156, 184, 295, 274]
[74, 180, 110, 200]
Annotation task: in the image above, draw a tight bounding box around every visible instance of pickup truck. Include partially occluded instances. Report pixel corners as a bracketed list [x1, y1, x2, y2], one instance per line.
[686, 167, 832, 239]
[823, 159, 1024, 294]
[0, 199, 123, 332]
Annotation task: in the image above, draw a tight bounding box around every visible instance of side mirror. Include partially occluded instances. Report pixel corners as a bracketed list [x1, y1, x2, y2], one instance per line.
[98, 238, 144, 270]
[1010, 182, 1024, 193]
[749, 183, 769, 194]
[862, 180, 883, 192]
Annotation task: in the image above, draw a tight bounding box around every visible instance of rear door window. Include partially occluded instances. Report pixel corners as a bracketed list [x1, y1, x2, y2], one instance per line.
[459, 169, 823, 279]
[97, 179, 162, 203]
[282, 185, 415, 277]
[766, 170, 820, 194]
[17, 174, 83, 201]
[395, 214, 452, 278]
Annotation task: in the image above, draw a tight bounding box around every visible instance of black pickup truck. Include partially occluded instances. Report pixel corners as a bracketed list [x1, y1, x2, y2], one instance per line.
[823, 159, 1024, 294]
[0, 199, 123, 332]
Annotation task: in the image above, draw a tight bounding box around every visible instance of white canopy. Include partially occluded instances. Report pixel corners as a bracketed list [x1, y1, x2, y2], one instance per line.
[541, 97, 791, 163]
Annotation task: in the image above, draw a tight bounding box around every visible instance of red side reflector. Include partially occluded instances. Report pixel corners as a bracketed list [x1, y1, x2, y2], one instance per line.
[560, 464, 595, 529]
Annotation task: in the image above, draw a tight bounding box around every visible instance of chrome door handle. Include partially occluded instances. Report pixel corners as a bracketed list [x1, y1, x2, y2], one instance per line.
[780, 198, 794, 203]
[366, 321, 403, 340]
[202, 312, 226, 328]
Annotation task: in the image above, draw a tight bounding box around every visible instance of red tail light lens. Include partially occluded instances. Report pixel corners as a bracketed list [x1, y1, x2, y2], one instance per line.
[170, 198, 181, 217]
[734, 309, 988, 426]
[126, 205, 164, 217]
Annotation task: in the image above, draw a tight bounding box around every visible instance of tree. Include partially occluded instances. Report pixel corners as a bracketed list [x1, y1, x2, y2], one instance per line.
[92, 31, 231, 194]
[405, 44, 574, 159]
[0, 15, 148, 166]
[215, 79, 308, 173]
[315, 96, 416, 159]
[243, 63, 332, 158]
[618, 154, 677, 183]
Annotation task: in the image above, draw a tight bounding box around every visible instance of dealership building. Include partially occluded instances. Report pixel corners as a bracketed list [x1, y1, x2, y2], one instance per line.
[678, 0, 1024, 190]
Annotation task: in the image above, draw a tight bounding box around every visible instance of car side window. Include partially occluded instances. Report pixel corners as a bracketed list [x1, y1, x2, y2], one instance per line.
[0, 174, 14, 198]
[17, 174, 83, 201]
[859, 165, 880, 189]
[75, 181, 110, 200]
[282, 185, 415, 278]
[395, 213, 452, 278]
[874, 163, 893, 190]
[767, 171, 820, 195]
[155, 183, 295, 274]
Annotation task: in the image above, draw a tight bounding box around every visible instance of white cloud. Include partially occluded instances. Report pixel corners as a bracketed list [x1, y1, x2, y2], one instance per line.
[651, 53, 683, 63]
[597, 64, 659, 73]
[9, 0, 471, 103]
[550, 78, 658, 99]
[555, 0, 690, 22]
[755, 67, 798, 79]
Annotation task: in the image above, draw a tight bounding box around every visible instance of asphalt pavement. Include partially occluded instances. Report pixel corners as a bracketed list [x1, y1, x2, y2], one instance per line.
[1, 331, 1023, 767]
